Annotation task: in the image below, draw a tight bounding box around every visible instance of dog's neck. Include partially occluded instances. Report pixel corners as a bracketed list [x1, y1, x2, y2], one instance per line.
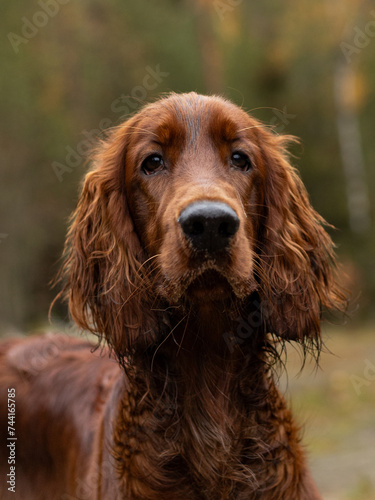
[109, 304, 306, 499]
[154, 295, 263, 357]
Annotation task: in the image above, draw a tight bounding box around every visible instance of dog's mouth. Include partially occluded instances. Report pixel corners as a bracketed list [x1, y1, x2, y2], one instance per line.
[161, 263, 256, 304]
[158, 250, 257, 304]
[185, 269, 233, 302]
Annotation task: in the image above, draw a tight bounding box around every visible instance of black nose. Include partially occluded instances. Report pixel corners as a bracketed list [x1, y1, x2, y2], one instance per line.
[178, 201, 240, 252]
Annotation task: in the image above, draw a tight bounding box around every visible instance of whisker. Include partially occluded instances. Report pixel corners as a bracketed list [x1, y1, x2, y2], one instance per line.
[150, 314, 188, 371]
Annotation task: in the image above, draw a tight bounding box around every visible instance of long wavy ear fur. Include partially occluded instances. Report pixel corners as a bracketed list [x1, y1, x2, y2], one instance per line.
[255, 129, 347, 346]
[56, 121, 159, 358]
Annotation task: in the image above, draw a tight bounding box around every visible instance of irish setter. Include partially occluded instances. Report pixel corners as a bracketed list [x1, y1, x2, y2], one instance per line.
[0, 93, 346, 499]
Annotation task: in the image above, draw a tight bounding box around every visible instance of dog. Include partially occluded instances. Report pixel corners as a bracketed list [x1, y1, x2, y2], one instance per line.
[0, 93, 346, 499]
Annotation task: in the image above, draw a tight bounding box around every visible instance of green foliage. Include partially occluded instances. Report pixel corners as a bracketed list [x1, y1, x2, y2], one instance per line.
[0, 0, 374, 329]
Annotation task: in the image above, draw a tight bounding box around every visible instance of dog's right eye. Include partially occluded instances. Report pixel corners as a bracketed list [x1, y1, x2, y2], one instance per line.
[142, 154, 165, 175]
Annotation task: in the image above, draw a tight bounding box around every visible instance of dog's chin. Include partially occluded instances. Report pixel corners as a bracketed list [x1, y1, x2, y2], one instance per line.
[160, 266, 257, 304]
[184, 269, 234, 302]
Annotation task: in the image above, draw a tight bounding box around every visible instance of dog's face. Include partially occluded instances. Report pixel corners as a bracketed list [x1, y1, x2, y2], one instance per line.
[124, 94, 264, 303]
[62, 92, 344, 353]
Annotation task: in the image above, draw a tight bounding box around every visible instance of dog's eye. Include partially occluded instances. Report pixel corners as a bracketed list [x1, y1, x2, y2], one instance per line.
[230, 152, 252, 172]
[142, 154, 165, 175]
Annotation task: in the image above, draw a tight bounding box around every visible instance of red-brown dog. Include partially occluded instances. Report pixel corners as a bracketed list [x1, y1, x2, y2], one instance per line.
[0, 93, 346, 499]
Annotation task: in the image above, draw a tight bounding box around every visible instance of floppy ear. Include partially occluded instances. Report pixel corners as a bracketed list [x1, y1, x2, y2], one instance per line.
[58, 121, 159, 357]
[255, 131, 346, 345]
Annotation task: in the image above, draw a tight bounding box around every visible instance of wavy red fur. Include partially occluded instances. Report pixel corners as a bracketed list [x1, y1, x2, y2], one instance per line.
[0, 93, 347, 499]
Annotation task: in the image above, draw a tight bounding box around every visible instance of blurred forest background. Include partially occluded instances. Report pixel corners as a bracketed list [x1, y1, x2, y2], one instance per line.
[0, 0, 375, 498]
[1, 0, 374, 330]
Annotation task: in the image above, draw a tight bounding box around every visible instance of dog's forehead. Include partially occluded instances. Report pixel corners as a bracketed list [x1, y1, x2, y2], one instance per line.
[137, 93, 251, 147]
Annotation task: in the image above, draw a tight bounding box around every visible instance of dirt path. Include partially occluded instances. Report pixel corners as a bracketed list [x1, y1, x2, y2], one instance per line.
[280, 325, 375, 499]
[311, 443, 375, 499]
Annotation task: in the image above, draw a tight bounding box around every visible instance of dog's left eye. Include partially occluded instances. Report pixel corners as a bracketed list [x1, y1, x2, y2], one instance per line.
[230, 152, 252, 172]
[142, 154, 165, 175]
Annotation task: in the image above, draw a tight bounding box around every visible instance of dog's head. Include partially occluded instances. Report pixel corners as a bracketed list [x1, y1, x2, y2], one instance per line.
[58, 93, 346, 357]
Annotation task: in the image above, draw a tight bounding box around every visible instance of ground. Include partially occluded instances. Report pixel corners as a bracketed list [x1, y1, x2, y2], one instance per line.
[281, 324, 375, 500]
